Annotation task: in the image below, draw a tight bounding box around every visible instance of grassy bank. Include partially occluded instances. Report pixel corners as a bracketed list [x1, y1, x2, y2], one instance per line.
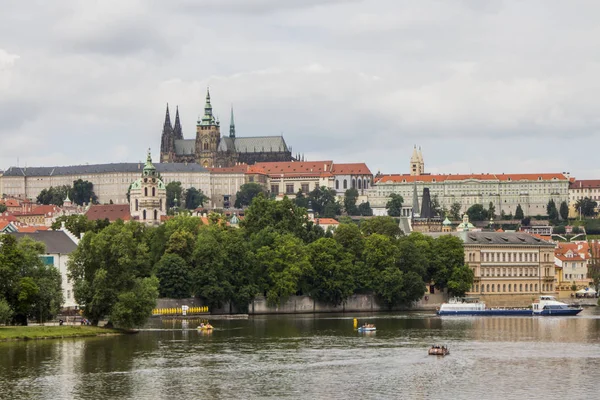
[0, 325, 122, 341]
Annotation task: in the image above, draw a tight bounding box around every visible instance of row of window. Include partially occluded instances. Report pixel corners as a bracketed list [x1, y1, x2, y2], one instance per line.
[564, 274, 587, 280]
[473, 283, 553, 293]
[482, 267, 539, 277]
[469, 252, 551, 263]
[335, 178, 371, 191]
[134, 199, 163, 212]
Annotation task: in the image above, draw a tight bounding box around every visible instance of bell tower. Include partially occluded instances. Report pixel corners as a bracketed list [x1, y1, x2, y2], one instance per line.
[195, 88, 220, 168]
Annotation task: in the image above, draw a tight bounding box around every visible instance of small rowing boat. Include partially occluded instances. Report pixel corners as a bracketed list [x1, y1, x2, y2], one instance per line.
[428, 346, 449, 356]
[357, 325, 376, 332]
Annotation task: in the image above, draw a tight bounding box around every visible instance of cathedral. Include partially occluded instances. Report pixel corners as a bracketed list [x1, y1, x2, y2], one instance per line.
[160, 89, 296, 168]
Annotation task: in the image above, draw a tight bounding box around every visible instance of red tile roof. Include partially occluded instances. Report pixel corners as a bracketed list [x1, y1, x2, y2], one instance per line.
[314, 218, 339, 225]
[0, 221, 10, 231]
[85, 204, 131, 222]
[0, 199, 20, 207]
[209, 164, 250, 174]
[254, 161, 334, 177]
[332, 163, 372, 176]
[375, 173, 568, 184]
[569, 179, 600, 189]
[17, 226, 50, 233]
[32, 205, 62, 216]
[555, 242, 589, 261]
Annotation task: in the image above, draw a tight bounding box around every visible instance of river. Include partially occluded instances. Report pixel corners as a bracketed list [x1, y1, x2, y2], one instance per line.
[1, 308, 599, 400]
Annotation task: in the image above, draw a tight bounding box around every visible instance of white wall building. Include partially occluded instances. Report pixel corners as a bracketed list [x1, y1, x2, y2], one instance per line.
[129, 152, 167, 225]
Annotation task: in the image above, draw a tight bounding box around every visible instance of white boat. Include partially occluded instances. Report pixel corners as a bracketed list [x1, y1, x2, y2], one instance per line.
[532, 296, 582, 316]
[438, 296, 582, 316]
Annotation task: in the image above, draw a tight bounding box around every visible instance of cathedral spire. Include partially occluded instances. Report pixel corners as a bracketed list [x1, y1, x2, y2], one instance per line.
[199, 88, 217, 126]
[160, 103, 174, 155]
[173, 106, 183, 140]
[229, 105, 236, 138]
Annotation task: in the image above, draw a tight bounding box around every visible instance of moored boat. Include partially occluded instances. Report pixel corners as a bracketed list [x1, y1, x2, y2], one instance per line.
[428, 346, 449, 356]
[197, 323, 213, 331]
[438, 296, 582, 316]
[357, 324, 376, 332]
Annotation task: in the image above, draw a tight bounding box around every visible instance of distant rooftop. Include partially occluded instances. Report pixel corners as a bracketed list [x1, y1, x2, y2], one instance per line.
[426, 231, 555, 247]
[3, 162, 208, 177]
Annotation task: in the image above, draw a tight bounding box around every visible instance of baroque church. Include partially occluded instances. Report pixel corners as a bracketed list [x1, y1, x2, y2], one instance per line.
[160, 89, 296, 168]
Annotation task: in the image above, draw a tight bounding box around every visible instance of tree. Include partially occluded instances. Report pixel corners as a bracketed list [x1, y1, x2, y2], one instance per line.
[156, 253, 192, 298]
[547, 199, 559, 223]
[515, 204, 524, 220]
[466, 204, 487, 221]
[487, 202, 496, 220]
[185, 187, 208, 210]
[0, 236, 62, 325]
[71, 179, 97, 206]
[234, 183, 267, 208]
[386, 194, 403, 217]
[68, 221, 152, 326]
[322, 201, 341, 218]
[0, 204, 6, 213]
[358, 201, 373, 216]
[344, 188, 359, 216]
[447, 265, 474, 297]
[302, 238, 355, 306]
[0, 297, 12, 325]
[293, 189, 309, 209]
[559, 201, 569, 221]
[308, 186, 338, 216]
[51, 215, 96, 237]
[333, 223, 365, 261]
[110, 276, 159, 330]
[449, 202, 462, 221]
[431, 195, 444, 218]
[575, 197, 597, 217]
[37, 186, 70, 206]
[360, 216, 401, 237]
[241, 195, 310, 240]
[166, 181, 183, 210]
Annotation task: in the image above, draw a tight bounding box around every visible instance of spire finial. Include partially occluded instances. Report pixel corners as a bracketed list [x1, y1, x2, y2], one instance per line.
[229, 104, 236, 138]
[147, 148, 152, 162]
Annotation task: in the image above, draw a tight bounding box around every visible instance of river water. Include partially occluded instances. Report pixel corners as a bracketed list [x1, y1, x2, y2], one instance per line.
[1, 308, 599, 400]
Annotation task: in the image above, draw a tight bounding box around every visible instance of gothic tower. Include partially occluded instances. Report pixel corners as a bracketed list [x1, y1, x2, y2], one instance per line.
[173, 106, 183, 140]
[160, 104, 174, 163]
[195, 89, 221, 168]
[410, 145, 424, 176]
[229, 106, 236, 138]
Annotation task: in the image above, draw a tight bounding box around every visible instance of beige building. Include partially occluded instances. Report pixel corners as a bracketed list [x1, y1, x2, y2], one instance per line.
[208, 164, 269, 208]
[430, 231, 557, 303]
[568, 179, 600, 217]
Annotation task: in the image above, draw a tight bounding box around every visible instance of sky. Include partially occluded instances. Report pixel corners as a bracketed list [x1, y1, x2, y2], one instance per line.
[1, 0, 600, 178]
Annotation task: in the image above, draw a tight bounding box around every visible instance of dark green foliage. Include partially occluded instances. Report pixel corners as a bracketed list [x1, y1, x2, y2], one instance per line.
[515, 204, 524, 220]
[293, 190, 309, 208]
[0, 236, 62, 325]
[185, 187, 208, 210]
[344, 188, 359, 216]
[559, 201, 569, 221]
[166, 181, 183, 210]
[360, 216, 401, 237]
[234, 183, 267, 208]
[110, 276, 159, 330]
[575, 197, 597, 217]
[156, 253, 192, 298]
[358, 202, 373, 216]
[0, 204, 6, 213]
[51, 215, 108, 237]
[37, 185, 71, 206]
[71, 179, 97, 205]
[308, 186, 339, 216]
[466, 204, 487, 221]
[547, 199, 558, 223]
[449, 202, 462, 220]
[386, 194, 403, 217]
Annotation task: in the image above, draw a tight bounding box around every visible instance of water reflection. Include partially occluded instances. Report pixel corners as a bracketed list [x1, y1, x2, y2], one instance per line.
[1, 308, 599, 399]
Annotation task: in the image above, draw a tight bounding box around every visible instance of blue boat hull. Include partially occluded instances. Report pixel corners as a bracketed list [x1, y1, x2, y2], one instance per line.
[538, 308, 582, 316]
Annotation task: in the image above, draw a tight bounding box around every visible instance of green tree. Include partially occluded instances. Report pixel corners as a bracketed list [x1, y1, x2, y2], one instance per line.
[51, 215, 95, 237]
[386, 193, 404, 217]
[360, 216, 401, 238]
[431, 195, 444, 217]
[0, 204, 6, 213]
[449, 202, 462, 221]
[301, 238, 355, 306]
[166, 181, 183, 210]
[559, 201, 569, 221]
[184, 187, 208, 210]
[487, 202, 496, 220]
[71, 179, 97, 205]
[466, 204, 487, 221]
[241, 195, 310, 240]
[68, 221, 152, 325]
[156, 253, 192, 298]
[333, 223, 365, 261]
[447, 265, 474, 297]
[344, 188, 359, 216]
[37, 185, 70, 206]
[0, 236, 62, 325]
[375, 269, 426, 309]
[515, 204, 524, 220]
[293, 189, 309, 209]
[308, 186, 338, 216]
[234, 183, 267, 208]
[547, 199, 559, 223]
[0, 297, 12, 325]
[109, 276, 159, 330]
[358, 202, 373, 216]
[575, 197, 597, 217]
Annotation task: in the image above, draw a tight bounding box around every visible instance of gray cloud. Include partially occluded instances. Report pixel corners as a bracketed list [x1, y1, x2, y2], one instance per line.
[1, 0, 600, 178]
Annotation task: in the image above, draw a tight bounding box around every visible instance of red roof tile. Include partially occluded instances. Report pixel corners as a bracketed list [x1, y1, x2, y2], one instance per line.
[85, 204, 131, 222]
[254, 161, 333, 176]
[315, 218, 339, 225]
[209, 164, 250, 174]
[17, 226, 50, 233]
[569, 179, 600, 189]
[332, 163, 372, 176]
[375, 173, 568, 184]
[32, 205, 62, 215]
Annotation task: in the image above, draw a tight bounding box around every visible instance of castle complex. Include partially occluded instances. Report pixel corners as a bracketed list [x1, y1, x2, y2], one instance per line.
[160, 90, 295, 168]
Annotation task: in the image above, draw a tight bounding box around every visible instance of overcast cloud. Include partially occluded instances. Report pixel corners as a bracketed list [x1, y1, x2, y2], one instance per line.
[1, 0, 600, 177]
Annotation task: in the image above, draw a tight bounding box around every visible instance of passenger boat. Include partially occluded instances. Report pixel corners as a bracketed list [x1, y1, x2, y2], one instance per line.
[438, 296, 582, 316]
[428, 346, 449, 356]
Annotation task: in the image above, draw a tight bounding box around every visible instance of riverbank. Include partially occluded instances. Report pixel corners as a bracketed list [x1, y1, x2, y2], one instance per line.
[0, 325, 123, 342]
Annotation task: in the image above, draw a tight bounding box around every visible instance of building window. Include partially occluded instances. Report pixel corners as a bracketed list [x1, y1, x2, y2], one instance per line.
[143, 210, 147, 220]
[519, 284, 523, 292]
[204, 142, 209, 150]
[503, 284, 506, 292]
[352, 179, 356, 189]
[154, 210, 158, 220]
[271, 184, 279, 194]
[336, 180, 339, 190]
[152, 187, 156, 197]
[358, 179, 362, 189]
[343, 179, 347, 189]
[301, 184, 309, 194]
[159, 199, 162, 211]
[135, 199, 139, 211]
[67, 290, 70, 299]
[286, 184, 294, 194]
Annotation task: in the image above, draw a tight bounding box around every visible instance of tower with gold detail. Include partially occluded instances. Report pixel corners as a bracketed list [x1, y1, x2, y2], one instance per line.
[195, 89, 221, 168]
[129, 149, 167, 226]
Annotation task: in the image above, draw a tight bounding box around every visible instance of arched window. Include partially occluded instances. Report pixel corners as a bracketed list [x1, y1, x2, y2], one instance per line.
[159, 199, 163, 211]
[352, 179, 356, 189]
[204, 142, 209, 150]
[343, 179, 347, 189]
[358, 179, 362, 189]
[519, 284, 523, 292]
[143, 210, 146, 220]
[152, 187, 156, 196]
[154, 210, 158, 220]
[492, 284, 495, 292]
[336, 180, 339, 190]
[135, 199, 138, 211]
[503, 284, 506, 292]
[486, 284, 489, 292]
[508, 284, 511, 292]
[535, 283, 538, 291]
[144, 187, 148, 196]
[363, 178, 367, 189]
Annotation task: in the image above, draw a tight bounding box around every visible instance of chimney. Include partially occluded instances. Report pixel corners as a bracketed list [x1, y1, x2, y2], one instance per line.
[61, 221, 66, 230]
